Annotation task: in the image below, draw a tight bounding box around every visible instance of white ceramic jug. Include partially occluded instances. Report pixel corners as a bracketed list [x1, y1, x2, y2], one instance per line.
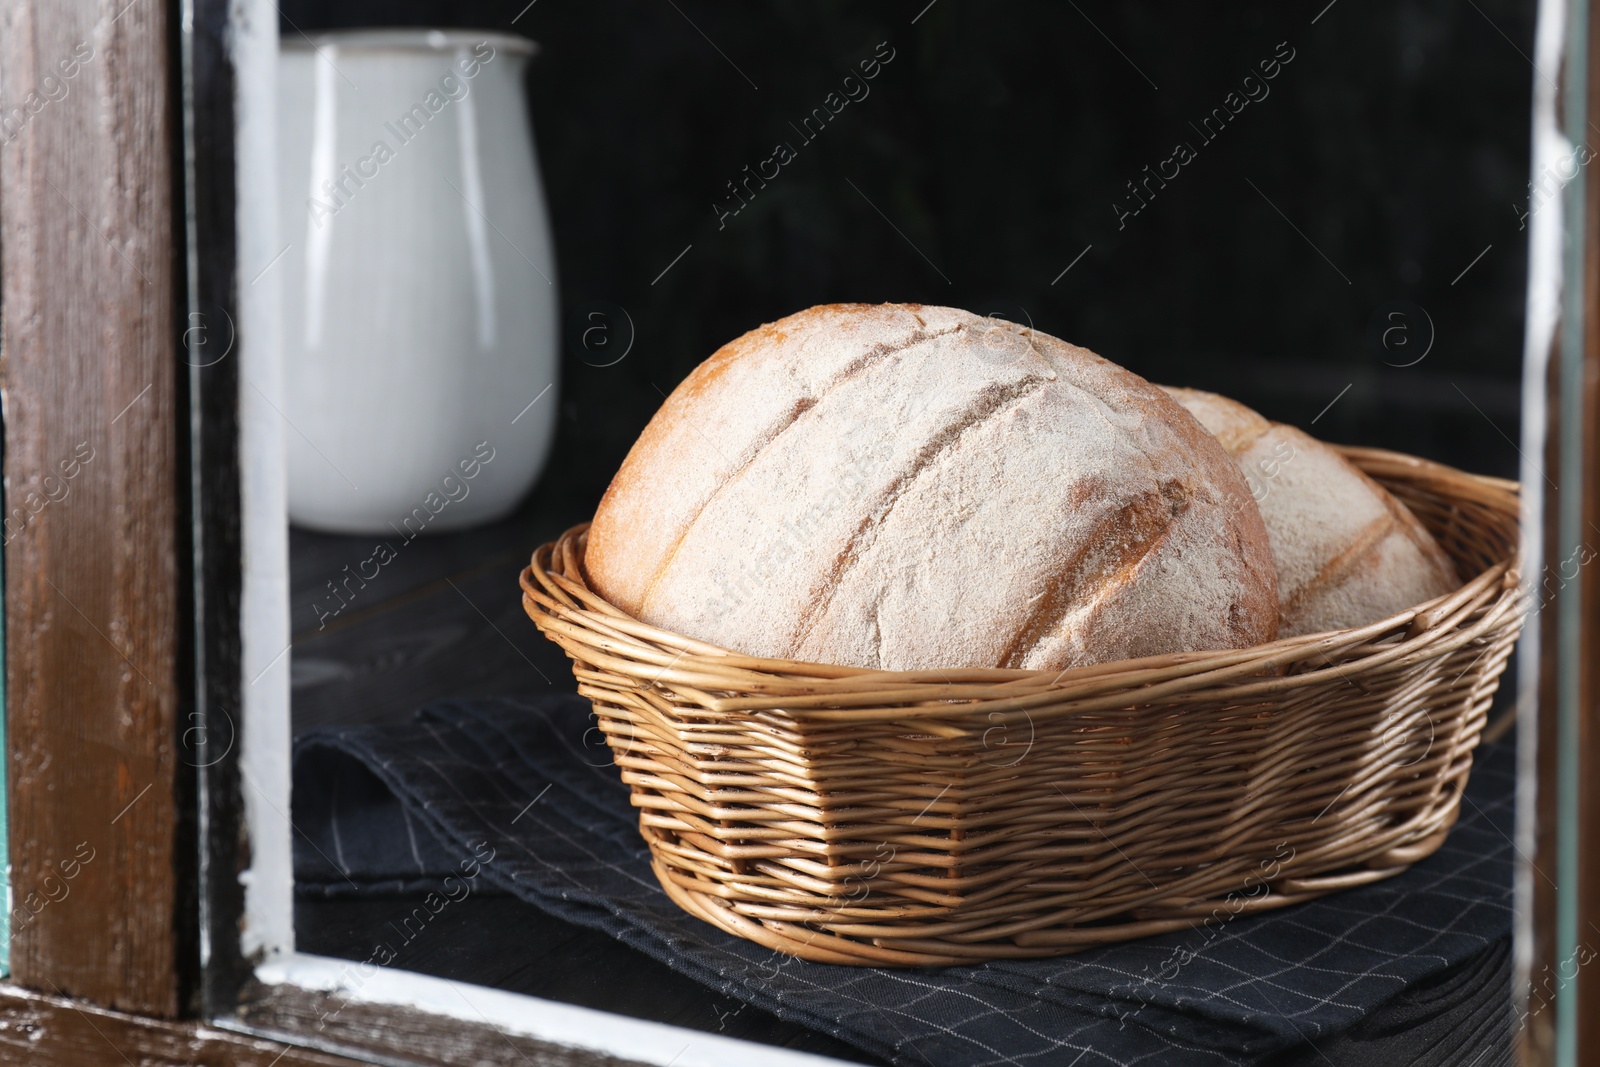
[277, 30, 558, 534]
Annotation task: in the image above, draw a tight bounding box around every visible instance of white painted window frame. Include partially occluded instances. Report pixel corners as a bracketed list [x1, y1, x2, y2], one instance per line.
[211, 6, 850, 1064]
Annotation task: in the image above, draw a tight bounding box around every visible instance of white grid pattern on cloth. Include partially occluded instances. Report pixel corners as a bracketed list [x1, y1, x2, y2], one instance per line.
[291, 696, 1514, 1067]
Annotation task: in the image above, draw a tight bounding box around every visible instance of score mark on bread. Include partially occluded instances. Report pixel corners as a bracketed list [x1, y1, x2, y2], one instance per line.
[586, 304, 1279, 672]
[1162, 385, 1460, 637]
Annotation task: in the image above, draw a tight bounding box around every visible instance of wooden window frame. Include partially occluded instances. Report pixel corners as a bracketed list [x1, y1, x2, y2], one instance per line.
[2, 2, 841, 1063]
[1523, 0, 1600, 1064]
[0, 0, 1588, 1064]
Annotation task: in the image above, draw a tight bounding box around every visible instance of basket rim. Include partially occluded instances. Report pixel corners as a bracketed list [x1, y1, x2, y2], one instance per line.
[520, 445, 1523, 711]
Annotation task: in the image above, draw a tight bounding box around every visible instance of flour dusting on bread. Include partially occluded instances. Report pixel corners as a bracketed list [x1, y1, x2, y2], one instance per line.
[587, 305, 1279, 670]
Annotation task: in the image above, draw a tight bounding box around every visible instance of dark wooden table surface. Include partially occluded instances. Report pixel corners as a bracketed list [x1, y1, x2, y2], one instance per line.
[289, 482, 1516, 1066]
[289, 482, 577, 732]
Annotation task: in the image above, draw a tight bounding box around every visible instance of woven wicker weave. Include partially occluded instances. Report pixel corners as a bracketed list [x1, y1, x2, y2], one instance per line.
[520, 446, 1523, 966]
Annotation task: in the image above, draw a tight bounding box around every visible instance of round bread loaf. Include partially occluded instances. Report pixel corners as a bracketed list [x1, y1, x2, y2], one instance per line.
[1162, 386, 1459, 637]
[586, 304, 1278, 671]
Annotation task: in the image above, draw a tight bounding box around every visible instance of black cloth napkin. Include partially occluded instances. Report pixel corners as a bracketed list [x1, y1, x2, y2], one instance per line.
[292, 695, 1514, 1067]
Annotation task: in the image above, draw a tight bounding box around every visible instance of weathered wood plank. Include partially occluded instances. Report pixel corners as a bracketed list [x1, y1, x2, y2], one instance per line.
[0, 982, 359, 1066]
[294, 892, 881, 1064]
[1574, 8, 1600, 1061]
[233, 980, 656, 1067]
[1522, 6, 1600, 1065]
[1, 0, 190, 1015]
[185, 0, 253, 1016]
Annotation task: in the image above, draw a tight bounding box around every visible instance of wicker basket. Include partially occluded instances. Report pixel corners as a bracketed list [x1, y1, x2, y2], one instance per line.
[519, 446, 1524, 967]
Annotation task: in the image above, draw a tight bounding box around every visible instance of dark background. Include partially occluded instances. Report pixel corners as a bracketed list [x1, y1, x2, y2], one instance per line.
[281, 0, 1535, 523]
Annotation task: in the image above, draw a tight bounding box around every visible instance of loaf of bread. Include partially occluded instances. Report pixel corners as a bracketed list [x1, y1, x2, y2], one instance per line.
[1162, 386, 1459, 637]
[585, 304, 1278, 671]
